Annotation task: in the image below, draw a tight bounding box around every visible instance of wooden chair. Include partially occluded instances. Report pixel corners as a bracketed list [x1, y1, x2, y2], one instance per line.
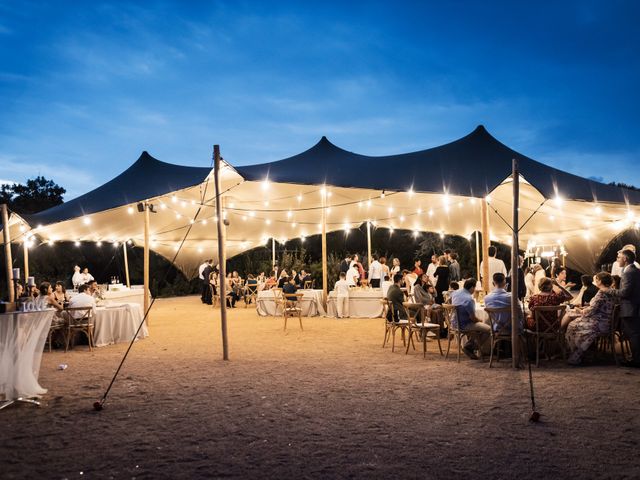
[526, 305, 567, 366]
[46, 314, 66, 352]
[243, 283, 258, 308]
[611, 304, 632, 362]
[303, 280, 313, 289]
[282, 292, 304, 331]
[403, 302, 443, 358]
[595, 304, 620, 365]
[485, 306, 525, 368]
[209, 284, 220, 307]
[63, 307, 95, 352]
[382, 299, 409, 352]
[442, 304, 485, 363]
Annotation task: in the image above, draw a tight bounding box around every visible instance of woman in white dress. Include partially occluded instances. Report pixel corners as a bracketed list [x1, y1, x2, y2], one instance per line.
[390, 258, 401, 276]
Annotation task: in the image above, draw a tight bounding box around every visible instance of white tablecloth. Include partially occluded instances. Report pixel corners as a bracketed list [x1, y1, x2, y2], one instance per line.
[327, 290, 384, 318]
[93, 303, 148, 347]
[0, 309, 55, 400]
[256, 289, 326, 317]
[103, 289, 147, 309]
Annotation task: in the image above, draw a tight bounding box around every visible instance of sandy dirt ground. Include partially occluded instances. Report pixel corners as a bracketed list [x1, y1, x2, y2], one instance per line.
[1, 295, 639, 479]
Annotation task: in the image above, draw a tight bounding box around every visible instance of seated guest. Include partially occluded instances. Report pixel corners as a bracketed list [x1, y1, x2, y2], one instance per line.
[413, 259, 424, 276]
[264, 272, 277, 290]
[225, 274, 239, 308]
[443, 281, 459, 304]
[386, 273, 406, 322]
[381, 275, 393, 297]
[527, 277, 572, 330]
[53, 281, 69, 305]
[34, 282, 63, 311]
[484, 273, 523, 333]
[554, 267, 575, 289]
[612, 275, 621, 290]
[282, 276, 298, 301]
[297, 269, 312, 288]
[413, 274, 434, 306]
[28, 284, 39, 300]
[565, 272, 616, 365]
[86, 280, 99, 297]
[67, 283, 96, 317]
[450, 278, 491, 359]
[277, 270, 289, 289]
[571, 274, 598, 307]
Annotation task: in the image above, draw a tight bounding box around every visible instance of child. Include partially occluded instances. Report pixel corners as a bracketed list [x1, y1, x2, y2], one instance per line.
[334, 272, 350, 318]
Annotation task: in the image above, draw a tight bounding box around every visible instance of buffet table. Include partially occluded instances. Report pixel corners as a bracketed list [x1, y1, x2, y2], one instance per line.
[102, 287, 146, 309]
[327, 289, 384, 318]
[93, 303, 148, 347]
[0, 309, 55, 402]
[256, 289, 326, 317]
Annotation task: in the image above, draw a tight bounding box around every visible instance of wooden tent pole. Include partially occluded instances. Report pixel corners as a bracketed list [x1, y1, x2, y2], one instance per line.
[321, 190, 328, 303]
[143, 204, 150, 324]
[123, 241, 131, 288]
[511, 160, 520, 368]
[481, 198, 491, 292]
[475, 230, 481, 282]
[214, 144, 229, 361]
[1, 204, 14, 302]
[272, 237, 276, 271]
[23, 237, 29, 283]
[366, 220, 372, 267]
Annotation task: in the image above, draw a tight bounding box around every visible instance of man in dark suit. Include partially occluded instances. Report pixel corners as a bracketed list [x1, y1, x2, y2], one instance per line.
[339, 255, 351, 275]
[617, 249, 640, 367]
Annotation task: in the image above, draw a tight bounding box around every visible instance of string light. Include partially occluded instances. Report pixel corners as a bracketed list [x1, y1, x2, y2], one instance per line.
[160, 203, 167, 210]
[594, 205, 602, 215]
[366, 199, 372, 207]
[202, 219, 208, 225]
[249, 211, 256, 217]
[485, 195, 492, 203]
[83, 217, 91, 225]
[297, 194, 302, 202]
[428, 209, 434, 217]
[171, 195, 177, 203]
[399, 215, 405, 222]
[471, 197, 477, 205]
[74, 241, 80, 247]
[408, 187, 414, 196]
[265, 219, 271, 225]
[19, 225, 25, 232]
[380, 191, 385, 199]
[287, 210, 292, 218]
[176, 213, 182, 219]
[262, 179, 270, 191]
[127, 207, 134, 214]
[97, 241, 102, 247]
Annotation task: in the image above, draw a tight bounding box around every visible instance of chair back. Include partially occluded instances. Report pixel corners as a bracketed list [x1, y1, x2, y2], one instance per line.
[246, 284, 258, 295]
[530, 305, 566, 334]
[484, 307, 513, 336]
[304, 280, 313, 289]
[403, 302, 423, 326]
[64, 306, 94, 326]
[380, 298, 391, 322]
[442, 304, 458, 332]
[609, 303, 621, 335]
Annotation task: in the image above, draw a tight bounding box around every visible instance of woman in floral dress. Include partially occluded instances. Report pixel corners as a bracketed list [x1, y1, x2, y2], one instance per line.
[565, 272, 616, 365]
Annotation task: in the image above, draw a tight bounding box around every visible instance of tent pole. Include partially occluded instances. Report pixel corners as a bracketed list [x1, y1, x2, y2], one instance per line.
[366, 220, 372, 267]
[321, 190, 328, 303]
[23, 236, 29, 283]
[272, 237, 276, 272]
[475, 231, 480, 282]
[123, 241, 131, 288]
[1, 204, 14, 303]
[214, 144, 229, 361]
[511, 160, 520, 368]
[143, 204, 150, 324]
[481, 198, 491, 292]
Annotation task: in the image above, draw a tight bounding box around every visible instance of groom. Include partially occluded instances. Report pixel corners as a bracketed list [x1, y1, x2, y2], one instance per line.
[617, 249, 640, 367]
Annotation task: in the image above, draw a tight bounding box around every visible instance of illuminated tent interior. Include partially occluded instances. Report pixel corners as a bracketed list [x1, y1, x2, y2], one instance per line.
[6, 126, 640, 279]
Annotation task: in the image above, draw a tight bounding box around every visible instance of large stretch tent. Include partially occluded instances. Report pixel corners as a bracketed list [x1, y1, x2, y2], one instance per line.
[4, 126, 640, 297]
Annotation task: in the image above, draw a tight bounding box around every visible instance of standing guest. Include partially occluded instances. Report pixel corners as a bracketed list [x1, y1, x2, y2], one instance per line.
[72, 265, 83, 289]
[524, 266, 536, 300]
[413, 259, 424, 276]
[532, 264, 546, 294]
[386, 273, 406, 322]
[381, 275, 393, 297]
[450, 278, 491, 359]
[35, 282, 63, 311]
[448, 253, 461, 282]
[346, 261, 360, 287]
[379, 256, 390, 279]
[390, 257, 401, 276]
[507, 255, 526, 301]
[480, 246, 507, 291]
[616, 249, 640, 367]
[334, 272, 350, 318]
[484, 273, 523, 333]
[571, 275, 599, 307]
[79, 267, 94, 285]
[225, 273, 239, 308]
[549, 257, 563, 279]
[368, 254, 382, 288]
[282, 276, 298, 301]
[554, 267, 576, 290]
[199, 259, 212, 303]
[611, 244, 640, 276]
[354, 254, 366, 281]
[426, 254, 438, 285]
[340, 255, 351, 275]
[209, 270, 219, 298]
[527, 277, 572, 330]
[53, 281, 69, 305]
[565, 272, 616, 365]
[202, 261, 214, 304]
[67, 283, 96, 316]
[434, 256, 450, 304]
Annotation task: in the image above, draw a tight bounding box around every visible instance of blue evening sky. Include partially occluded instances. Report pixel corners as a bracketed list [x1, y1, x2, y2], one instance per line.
[0, 1, 638, 198]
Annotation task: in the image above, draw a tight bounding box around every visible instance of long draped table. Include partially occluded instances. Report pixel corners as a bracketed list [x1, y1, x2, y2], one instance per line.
[0, 309, 55, 401]
[93, 303, 148, 347]
[327, 290, 384, 318]
[256, 289, 326, 317]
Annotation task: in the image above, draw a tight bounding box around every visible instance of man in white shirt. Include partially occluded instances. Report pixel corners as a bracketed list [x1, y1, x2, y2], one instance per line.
[426, 254, 438, 285]
[72, 265, 83, 289]
[79, 267, 94, 285]
[67, 284, 97, 318]
[381, 275, 393, 297]
[333, 272, 350, 318]
[346, 261, 360, 287]
[480, 246, 507, 291]
[611, 244, 640, 277]
[368, 254, 382, 288]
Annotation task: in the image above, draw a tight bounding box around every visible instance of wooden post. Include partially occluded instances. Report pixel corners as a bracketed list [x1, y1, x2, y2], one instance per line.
[1, 204, 14, 302]
[214, 144, 229, 361]
[481, 197, 491, 292]
[475, 230, 481, 281]
[272, 237, 276, 271]
[321, 189, 328, 303]
[366, 220, 372, 266]
[23, 237, 29, 282]
[143, 204, 150, 324]
[511, 160, 520, 368]
[123, 242, 131, 288]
